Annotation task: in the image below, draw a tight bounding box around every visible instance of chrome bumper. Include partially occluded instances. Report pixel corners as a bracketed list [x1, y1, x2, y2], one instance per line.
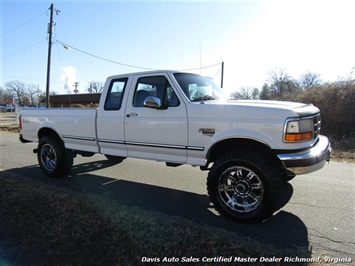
[277, 135, 331, 175]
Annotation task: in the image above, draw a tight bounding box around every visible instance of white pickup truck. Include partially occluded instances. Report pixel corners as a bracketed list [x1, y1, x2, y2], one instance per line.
[19, 70, 331, 223]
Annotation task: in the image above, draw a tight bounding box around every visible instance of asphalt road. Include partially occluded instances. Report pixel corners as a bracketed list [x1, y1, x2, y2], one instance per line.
[1, 131, 354, 262]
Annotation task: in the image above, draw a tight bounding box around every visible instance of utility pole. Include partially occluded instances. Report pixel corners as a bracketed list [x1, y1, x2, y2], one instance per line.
[45, 4, 59, 107]
[221, 61, 224, 88]
[73, 82, 79, 94]
[45, 3, 54, 108]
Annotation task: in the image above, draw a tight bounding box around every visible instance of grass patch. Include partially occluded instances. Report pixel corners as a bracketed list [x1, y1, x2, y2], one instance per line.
[0, 172, 309, 265]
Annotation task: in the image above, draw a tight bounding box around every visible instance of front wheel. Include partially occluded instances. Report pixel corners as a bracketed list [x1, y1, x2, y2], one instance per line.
[207, 150, 282, 223]
[37, 136, 73, 177]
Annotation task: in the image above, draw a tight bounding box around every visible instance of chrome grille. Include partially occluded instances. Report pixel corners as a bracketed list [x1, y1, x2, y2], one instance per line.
[313, 114, 321, 139]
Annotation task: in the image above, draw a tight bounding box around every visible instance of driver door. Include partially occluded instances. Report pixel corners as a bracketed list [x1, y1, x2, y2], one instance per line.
[124, 75, 188, 163]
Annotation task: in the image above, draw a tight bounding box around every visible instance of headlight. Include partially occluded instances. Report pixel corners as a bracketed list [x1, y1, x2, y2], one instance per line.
[284, 117, 314, 142]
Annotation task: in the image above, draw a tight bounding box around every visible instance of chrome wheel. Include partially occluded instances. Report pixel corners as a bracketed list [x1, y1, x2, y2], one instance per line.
[37, 136, 73, 177]
[218, 166, 264, 213]
[40, 143, 57, 173]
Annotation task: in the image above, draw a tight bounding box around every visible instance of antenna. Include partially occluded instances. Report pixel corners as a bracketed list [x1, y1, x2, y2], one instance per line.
[199, 38, 202, 74]
[221, 62, 224, 88]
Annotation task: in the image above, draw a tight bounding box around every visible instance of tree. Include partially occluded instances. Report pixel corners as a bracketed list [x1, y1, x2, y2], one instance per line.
[4, 80, 25, 105]
[259, 83, 271, 100]
[26, 84, 41, 105]
[87, 81, 103, 93]
[231, 87, 259, 100]
[267, 68, 301, 100]
[299, 72, 322, 89]
[0, 87, 14, 104]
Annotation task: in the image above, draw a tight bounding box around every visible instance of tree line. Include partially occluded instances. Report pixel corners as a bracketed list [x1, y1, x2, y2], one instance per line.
[0, 81, 103, 106]
[231, 69, 322, 100]
[231, 69, 355, 148]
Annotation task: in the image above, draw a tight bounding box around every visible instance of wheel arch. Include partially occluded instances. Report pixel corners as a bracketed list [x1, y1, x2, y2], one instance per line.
[206, 137, 279, 165]
[38, 127, 62, 143]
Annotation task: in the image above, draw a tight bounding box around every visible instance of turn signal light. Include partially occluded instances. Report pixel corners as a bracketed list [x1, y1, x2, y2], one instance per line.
[285, 132, 312, 141]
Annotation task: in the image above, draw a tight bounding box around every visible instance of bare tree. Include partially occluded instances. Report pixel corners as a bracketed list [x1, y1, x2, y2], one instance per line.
[299, 72, 321, 89]
[231, 87, 259, 100]
[87, 81, 103, 93]
[0, 87, 4, 103]
[268, 68, 301, 99]
[4, 80, 25, 105]
[1, 88, 14, 104]
[26, 84, 41, 105]
[268, 68, 291, 96]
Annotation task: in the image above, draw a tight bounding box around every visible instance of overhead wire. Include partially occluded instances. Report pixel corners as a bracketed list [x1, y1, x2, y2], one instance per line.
[1, 39, 47, 59]
[55, 39, 156, 71]
[182, 63, 222, 72]
[1, 10, 47, 37]
[55, 39, 222, 73]
[1, 8, 48, 59]
[212, 66, 222, 79]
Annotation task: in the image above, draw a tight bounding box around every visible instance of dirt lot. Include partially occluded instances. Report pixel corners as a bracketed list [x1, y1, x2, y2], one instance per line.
[0, 112, 19, 132]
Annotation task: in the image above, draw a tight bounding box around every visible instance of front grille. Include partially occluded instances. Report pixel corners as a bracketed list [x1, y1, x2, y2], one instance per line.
[313, 114, 321, 139]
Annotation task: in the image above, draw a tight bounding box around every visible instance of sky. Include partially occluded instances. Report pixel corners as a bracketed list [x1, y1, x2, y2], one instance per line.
[1, 0, 355, 95]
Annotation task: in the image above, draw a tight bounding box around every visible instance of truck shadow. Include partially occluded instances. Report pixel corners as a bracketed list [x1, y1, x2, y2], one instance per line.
[5, 161, 310, 258]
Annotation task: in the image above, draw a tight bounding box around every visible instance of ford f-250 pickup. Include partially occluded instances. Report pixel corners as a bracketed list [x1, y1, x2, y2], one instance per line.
[19, 70, 331, 223]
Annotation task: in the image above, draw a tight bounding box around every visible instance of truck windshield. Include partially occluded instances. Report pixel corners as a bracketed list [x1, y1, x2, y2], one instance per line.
[173, 73, 225, 102]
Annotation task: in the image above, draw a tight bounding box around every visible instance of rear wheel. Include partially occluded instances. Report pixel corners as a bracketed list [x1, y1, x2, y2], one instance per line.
[207, 150, 282, 223]
[37, 136, 73, 177]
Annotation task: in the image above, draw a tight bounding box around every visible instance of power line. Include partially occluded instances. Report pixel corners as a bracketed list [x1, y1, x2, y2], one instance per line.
[55, 39, 155, 71]
[213, 66, 222, 79]
[182, 63, 222, 72]
[1, 39, 46, 59]
[1, 10, 47, 37]
[55, 39, 222, 72]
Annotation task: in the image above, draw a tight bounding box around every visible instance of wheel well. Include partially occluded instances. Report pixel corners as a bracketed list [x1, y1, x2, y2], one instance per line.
[38, 128, 62, 143]
[207, 138, 278, 164]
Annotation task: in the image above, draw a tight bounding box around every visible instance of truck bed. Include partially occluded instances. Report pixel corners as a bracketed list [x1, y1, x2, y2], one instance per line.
[20, 108, 99, 152]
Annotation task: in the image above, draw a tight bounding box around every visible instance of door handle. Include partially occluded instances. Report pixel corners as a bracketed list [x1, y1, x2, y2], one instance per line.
[126, 112, 138, 117]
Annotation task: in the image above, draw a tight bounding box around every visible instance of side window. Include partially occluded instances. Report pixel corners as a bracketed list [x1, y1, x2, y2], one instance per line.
[133, 76, 180, 107]
[104, 78, 128, 110]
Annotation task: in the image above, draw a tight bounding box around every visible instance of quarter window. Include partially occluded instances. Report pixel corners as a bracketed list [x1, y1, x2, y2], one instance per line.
[104, 78, 128, 110]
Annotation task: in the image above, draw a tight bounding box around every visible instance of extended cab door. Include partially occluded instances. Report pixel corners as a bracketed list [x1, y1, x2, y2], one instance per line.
[124, 74, 188, 163]
[96, 77, 130, 157]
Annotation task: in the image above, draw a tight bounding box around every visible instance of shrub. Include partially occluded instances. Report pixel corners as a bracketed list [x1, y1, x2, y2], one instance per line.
[294, 79, 355, 148]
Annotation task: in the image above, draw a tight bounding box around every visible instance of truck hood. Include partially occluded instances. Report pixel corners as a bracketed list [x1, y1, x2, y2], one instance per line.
[228, 99, 304, 108]
[224, 99, 319, 117]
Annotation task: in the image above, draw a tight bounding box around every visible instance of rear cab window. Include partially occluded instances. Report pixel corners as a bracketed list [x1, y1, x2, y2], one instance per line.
[104, 78, 128, 110]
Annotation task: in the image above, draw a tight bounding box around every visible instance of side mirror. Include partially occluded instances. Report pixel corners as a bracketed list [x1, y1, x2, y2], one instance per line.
[144, 96, 161, 109]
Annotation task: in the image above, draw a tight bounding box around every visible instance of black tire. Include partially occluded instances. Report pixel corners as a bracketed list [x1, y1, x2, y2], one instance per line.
[37, 136, 73, 177]
[104, 154, 126, 164]
[207, 150, 282, 223]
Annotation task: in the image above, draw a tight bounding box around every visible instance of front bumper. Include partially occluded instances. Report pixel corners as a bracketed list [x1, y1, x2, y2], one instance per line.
[277, 135, 331, 175]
